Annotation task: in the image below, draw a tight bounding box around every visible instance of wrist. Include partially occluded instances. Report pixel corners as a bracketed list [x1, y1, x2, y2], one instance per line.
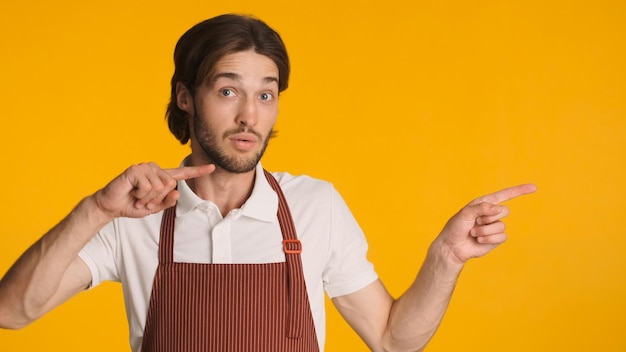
[427, 238, 466, 275]
[78, 194, 117, 227]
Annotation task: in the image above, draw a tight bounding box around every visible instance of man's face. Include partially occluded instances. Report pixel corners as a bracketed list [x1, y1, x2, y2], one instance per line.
[187, 50, 280, 173]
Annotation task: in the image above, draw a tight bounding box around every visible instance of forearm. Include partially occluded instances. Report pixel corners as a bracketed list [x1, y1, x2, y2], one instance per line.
[382, 239, 464, 351]
[0, 195, 112, 328]
[0, 162, 211, 329]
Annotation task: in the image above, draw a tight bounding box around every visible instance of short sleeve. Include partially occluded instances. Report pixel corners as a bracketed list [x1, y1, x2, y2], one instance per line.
[322, 185, 378, 298]
[78, 220, 120, 288]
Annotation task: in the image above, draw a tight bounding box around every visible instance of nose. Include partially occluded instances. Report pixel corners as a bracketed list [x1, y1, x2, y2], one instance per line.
[235, 96, 258, 127]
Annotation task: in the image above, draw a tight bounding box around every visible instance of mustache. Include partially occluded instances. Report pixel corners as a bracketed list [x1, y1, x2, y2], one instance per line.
[223, 125, 268, 140]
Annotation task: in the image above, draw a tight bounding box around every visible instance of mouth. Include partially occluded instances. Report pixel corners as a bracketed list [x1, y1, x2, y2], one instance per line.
[228, 133, 259, 151]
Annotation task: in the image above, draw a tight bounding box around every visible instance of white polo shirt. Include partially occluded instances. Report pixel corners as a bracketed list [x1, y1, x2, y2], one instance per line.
[78, 163, 378, 352]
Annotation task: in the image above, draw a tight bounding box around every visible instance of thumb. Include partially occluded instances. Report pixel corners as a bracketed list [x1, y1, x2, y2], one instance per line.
[457, 202, 503, 222]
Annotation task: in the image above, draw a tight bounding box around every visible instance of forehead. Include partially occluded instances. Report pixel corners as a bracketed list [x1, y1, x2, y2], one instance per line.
[211, 50, 279, 81]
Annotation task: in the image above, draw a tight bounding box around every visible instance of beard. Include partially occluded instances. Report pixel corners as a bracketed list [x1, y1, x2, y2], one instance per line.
[192, 110, 272, 174]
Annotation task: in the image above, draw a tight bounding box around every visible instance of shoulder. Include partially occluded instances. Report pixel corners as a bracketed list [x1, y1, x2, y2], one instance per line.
[270, 171, 335, 197]
[267, 170, 362, 231]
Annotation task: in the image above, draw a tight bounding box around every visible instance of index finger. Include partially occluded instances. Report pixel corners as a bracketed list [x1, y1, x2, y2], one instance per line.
[470, 183, 537, 205]
[165, 164, 216, 181]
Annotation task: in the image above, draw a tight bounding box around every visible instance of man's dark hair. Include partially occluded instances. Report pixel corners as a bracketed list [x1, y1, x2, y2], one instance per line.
[166, 14, 290, 144]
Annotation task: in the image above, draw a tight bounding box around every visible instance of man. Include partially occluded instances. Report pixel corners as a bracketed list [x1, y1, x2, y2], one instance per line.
[0, 14, 536, 351]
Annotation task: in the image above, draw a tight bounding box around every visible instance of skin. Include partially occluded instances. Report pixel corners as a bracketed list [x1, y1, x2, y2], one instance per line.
[177, 50, 280, 215]
[0, 49, 537, 352]
[188, 51, 278, 175]
[0, 164, 215, 329]
[335, 184, 537, 351]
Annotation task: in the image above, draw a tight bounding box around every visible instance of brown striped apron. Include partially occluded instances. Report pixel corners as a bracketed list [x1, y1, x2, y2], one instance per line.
[140, 170, 319, 352]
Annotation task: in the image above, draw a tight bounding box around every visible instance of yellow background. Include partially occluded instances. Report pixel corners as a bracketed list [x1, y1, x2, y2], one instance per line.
[1, 0, 624, 351]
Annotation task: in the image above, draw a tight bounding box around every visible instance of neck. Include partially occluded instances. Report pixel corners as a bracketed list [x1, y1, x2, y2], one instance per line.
[185, 155, 257, 217]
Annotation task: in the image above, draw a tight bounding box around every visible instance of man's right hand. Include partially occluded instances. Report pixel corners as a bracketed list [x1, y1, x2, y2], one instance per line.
[0, 162, 216, 330]
[93, 162, 215, 220]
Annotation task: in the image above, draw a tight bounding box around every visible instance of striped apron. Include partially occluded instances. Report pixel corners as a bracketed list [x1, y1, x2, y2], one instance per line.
[140, 170, 319, 352]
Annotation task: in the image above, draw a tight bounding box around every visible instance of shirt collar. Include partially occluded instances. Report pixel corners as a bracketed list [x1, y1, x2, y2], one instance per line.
[175, 160, 278, 223]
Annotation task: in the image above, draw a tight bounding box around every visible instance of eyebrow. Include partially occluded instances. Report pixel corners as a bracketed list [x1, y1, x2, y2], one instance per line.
[212, 72, 278, 85]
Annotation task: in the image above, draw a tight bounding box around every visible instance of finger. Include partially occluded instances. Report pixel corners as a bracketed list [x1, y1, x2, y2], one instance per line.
[475, 233, 507, 245]
[142, 163, 212, 209]
[458, 202, 503, 222]
[126, 164, 164, 200]
[161, 189, 180, 208]
[476, 205, 510, 225]
[470, 183, 537, 206]
[142, 164, 180, 209]
[471, 221, 506, 237]
[166, 164, 216, 181]
[130, 163, 176, 208]
[144, 189, 180, 214]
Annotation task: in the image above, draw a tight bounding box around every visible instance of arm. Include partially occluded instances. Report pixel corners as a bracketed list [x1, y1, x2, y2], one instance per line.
[0, 163, 215, 329]
[333, 184, 537, 352]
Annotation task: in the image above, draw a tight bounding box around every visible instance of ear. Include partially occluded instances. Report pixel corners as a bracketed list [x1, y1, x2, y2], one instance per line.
[176, 82, 193, 114]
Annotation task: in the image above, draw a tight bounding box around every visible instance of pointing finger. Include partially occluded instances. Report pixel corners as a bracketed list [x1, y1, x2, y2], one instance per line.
[165, 164, 216, 181]
[470, 183, 537, 206]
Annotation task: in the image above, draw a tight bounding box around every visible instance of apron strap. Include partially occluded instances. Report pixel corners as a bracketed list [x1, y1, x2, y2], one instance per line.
[159, 205, 176, 264]
[263, 169, 306, 339]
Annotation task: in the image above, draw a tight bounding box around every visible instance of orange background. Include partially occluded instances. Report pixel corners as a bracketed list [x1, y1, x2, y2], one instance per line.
[1, 0, 625, 351]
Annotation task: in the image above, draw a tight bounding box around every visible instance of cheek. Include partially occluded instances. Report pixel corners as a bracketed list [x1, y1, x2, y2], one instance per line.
[197, 98, 234, 123]
[261, 104, 279, 125]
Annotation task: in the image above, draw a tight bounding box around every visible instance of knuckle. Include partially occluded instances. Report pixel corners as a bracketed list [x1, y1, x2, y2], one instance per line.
[126, 164, 141, 174]
[163, 177, 177, 189]
[151, 182, 165, 192]
[480, 202, 494, 211]
[147, 161, 161, 169]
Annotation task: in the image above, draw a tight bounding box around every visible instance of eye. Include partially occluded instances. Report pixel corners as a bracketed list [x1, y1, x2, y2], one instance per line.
[220, 88, 236, 97]
[260, 92, 274, 101]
